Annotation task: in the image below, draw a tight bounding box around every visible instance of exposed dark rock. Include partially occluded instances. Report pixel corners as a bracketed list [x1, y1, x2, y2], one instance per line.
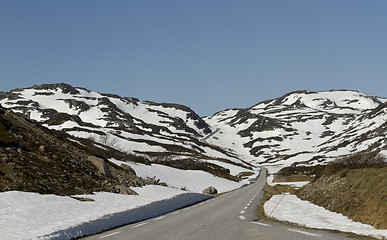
[63, 99, 90, 112]
[44, 112, 83, 126]
[30, 83, 80, 94]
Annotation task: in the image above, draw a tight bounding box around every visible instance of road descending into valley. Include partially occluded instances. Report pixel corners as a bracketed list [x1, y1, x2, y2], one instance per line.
[85, 171, 360, 240]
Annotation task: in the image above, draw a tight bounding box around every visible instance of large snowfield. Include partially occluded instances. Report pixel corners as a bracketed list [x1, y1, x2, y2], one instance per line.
[0, 186, 211, 240]
[264, 194, 387, 239]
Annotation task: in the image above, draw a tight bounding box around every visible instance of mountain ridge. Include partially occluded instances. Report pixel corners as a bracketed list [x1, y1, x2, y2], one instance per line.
[1, 83, 386, 175]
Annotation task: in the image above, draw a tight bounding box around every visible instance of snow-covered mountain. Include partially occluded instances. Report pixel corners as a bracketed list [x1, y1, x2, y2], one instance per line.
[1, 85, 386, 175]
[0, 84, 252, 180]
[205, 90, 387, 171]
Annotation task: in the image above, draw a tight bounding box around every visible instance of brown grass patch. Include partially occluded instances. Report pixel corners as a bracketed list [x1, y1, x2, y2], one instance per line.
[273, 173, 313, 183]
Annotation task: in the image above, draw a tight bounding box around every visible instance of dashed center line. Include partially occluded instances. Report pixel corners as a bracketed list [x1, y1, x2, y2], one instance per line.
[287, 229, 321, 237]
[240, 210, 246, 214]
[155, 216, 165, 220]
[239, 215, 246, 220]
[99, 231, 121, 239]
[252, 222, 271, 227]
[243, 206, 248, 210]
[131, 222, 147, 229]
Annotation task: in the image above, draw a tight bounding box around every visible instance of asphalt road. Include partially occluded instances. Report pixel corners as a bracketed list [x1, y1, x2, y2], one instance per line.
[84, 171, 361, 240]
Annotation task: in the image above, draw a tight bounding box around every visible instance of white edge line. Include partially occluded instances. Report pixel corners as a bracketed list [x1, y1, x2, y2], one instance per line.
[155, 216, 165, 220]
[287, 228, 321, 237]
[99, 231, 121, 239]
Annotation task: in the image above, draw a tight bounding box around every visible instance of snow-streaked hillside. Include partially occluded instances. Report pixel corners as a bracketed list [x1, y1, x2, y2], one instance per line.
[205, 90, 387, 172]
[0, 83, 253, 180]
[1, 85, 386, 175]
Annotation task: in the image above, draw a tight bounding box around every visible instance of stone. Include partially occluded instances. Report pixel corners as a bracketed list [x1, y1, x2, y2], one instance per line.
[119, 163, 137, 175]
[87, 156, 113, 178]
[117, 185, 138, 195]
[202, 186, 218, 195]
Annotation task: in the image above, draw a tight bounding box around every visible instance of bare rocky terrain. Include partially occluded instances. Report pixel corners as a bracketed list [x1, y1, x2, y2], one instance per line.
[0, 106, 160, 196]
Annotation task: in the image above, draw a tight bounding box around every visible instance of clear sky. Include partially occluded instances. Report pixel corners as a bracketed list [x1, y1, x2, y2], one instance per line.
[1, 0, 386, 116]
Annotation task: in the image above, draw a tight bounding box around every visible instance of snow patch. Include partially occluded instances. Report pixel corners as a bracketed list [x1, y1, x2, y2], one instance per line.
[264, 194, 387, 239]
[0, 186, 210, 240]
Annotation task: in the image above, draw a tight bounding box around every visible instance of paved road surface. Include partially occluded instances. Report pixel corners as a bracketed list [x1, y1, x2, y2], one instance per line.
[85, 171, 361, 240]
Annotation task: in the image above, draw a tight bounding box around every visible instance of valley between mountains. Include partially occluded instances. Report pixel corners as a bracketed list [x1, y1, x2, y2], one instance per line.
[0, 83, 386, 239]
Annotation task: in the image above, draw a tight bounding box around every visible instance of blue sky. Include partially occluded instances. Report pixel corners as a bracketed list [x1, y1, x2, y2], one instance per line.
[1, 0, 386, 116]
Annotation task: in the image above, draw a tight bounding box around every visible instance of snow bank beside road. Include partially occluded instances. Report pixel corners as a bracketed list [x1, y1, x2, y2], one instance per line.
[110, 159, 257, 193]
[0, 186, 211, 240]
[264, 194, 387, 239]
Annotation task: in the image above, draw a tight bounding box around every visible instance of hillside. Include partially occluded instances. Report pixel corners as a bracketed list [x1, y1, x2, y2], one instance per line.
[296, 152, 387, 229]
[0, 105, 157, 195]
[205, 90, 387, 172]
[1, 85, 386, 176]
[0, 83, 257, 194]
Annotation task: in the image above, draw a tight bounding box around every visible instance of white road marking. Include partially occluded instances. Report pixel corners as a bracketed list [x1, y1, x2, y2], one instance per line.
[239, 215, 246, 220]
[99, 231, 121, 239]
[131, 223, 147, 229]
[287, 229, 321, 237]
[155, 216, 165, 220]
[252, 222, 271, 227]
[244, 206, 248, 210]
[240, 210, 246, 214]
[172, 211, 180, 215]
[199, 202, 205, 205]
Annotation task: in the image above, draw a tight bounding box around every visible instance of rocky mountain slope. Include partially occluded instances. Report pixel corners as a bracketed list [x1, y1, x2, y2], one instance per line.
[205, 90, 387, 172]
[1, 85, 386, 177]
[0, 105, 159, 196]
[0, 84, 253, 185]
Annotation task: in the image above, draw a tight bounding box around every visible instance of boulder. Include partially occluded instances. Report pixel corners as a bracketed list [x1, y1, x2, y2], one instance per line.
[202, 186, 218, 195]
[87, 156, 113, 178]
[119, 163, 137, 175]
[117, 185, 138, 195]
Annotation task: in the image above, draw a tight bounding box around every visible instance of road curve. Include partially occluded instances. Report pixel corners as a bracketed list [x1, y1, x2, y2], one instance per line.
[84, 171, 360, 240]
